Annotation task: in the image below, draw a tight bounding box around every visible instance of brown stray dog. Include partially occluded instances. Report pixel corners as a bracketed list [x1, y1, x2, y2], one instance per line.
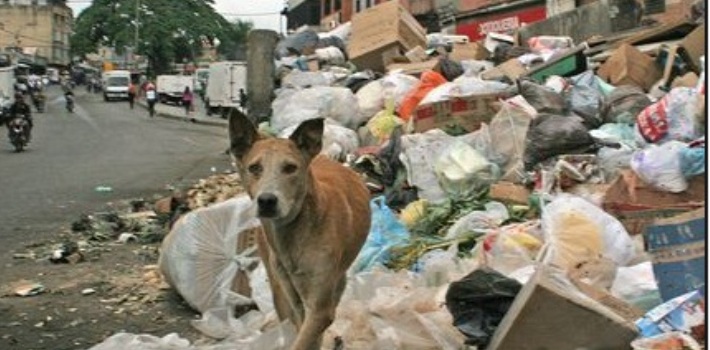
[228, 110, 371, 350]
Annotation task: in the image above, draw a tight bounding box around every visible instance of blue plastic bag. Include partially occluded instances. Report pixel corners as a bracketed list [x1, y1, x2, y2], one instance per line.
[679, 142, 705, 177]
[351, 196, 410, 273]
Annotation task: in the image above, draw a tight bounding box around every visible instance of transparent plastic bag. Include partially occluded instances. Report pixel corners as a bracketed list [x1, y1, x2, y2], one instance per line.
[159, 195, 261, 314]
[444, 202, 509, 239]
[270, 86, 363, 133]
[434, 140, 500, 199]
[541, 194, 636, 270]
[279, 119, 360, 160]
[486, 102, 532, 182]
[400, 130, 456, 203]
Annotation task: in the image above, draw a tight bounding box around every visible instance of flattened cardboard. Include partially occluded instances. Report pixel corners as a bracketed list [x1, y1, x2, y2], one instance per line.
[597, 43, 663, 91]
[480, 59, 528, 81]
[449, 42, 490, 61]
[412, 92, 507, 133]
[487, 266, 639, 350]
[386, 59, 441, 76]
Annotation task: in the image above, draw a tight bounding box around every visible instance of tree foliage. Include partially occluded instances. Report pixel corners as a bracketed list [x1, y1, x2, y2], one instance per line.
[71, 0, 252, 75]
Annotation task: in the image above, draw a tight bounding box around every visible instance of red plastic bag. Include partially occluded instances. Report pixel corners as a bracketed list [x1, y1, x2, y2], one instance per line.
[397, 71, 448, 121]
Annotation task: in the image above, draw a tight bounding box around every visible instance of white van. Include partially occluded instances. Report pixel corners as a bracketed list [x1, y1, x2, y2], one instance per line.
[205, 61, 246, 116]
[102, 70, 132, 101]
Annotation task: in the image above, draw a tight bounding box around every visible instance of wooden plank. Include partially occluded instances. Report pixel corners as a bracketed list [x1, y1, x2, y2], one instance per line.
[612, 20, 697, 48]
[589, 39, 683, 62]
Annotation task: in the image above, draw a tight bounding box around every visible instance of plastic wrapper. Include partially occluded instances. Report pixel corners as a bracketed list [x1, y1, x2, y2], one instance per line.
[631, 332, 702, 350]
[279, 119, 359, 161]
[635, 289, 705, 342]
[541, 194, 636, 270]
[630, 141, 688, 193]
[597, 144, 636, 179]
[270, 86, 364, 133]
[635, 87, 701, 144]
[366, 94, 404, 144]
[460, 60, 495, 77]
[434, 140, 500, 199]
[518, 79, 567, 115]
[351, 197, 410, 273]
[527, 36, 574, 52]
[444, 201, 509, 239]
[158, 196, 261, 314]
[314, 46, 346, 65]
[523, 114, 596, 170]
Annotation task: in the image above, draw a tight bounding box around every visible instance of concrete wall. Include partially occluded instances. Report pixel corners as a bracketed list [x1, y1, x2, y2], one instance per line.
[0, 4, 72, 65]
[517, 0, 642, 44]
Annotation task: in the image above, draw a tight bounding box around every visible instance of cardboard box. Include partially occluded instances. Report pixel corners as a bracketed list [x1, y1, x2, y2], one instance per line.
[449, 42, 490, 61]
[597, 43, 663, 92]
[487, 266, 639, 350]
[601, 170, 705, 235]
[480, 59, 527, 81]
[489, 182, 531, 205]
[405, 46, 429, 63]
[412, 92, 508, 133]
[678, 23, 705, 73]
[348, 1, 427, 72]
[643, 208, 705, 302]
[386, 59, 441, 76]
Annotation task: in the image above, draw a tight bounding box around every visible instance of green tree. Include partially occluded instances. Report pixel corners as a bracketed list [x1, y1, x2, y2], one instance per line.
[71, 0, 249, 75]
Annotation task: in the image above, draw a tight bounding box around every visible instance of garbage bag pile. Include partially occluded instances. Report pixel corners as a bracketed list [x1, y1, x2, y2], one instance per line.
[92, 3, 706, 349]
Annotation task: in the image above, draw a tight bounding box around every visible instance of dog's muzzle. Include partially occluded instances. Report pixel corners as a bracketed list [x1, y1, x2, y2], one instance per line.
[256, 193, 279, 218]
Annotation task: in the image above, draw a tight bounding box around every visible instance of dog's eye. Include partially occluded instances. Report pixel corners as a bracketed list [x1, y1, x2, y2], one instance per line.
[282, 163, 298, 174]
[247, 163, 262, 176]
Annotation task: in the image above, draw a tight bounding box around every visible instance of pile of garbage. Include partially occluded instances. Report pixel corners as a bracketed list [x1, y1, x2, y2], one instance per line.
[91, 2, 705, 349]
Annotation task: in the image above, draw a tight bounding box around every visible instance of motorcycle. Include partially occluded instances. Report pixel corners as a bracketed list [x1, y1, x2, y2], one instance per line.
[66, 94, 75, 113]
[7, 115, 30, 152]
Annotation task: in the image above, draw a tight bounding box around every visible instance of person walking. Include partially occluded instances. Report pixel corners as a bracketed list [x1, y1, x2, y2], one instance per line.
[127, 82, 136, 109]
[145, 81, 157, 117]
[182, 86, 193, 116]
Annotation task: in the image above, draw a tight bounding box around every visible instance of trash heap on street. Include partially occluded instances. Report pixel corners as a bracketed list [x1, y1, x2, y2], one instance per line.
[91, 2, 706, 349]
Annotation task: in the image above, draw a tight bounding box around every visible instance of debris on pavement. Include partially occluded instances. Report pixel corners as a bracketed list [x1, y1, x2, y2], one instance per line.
[87, 2, 707, 349]
[13, 281, 46, 297]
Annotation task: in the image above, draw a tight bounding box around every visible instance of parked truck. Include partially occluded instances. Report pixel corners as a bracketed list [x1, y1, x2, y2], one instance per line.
[0, 66, 14, 110]
[157, 75, 194, 105]
[205, 61, 246, 117]
[102, 70, 132, 101]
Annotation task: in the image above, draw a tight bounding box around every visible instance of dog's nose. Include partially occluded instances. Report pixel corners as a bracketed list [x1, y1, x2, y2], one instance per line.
[257, 193, 278, 217]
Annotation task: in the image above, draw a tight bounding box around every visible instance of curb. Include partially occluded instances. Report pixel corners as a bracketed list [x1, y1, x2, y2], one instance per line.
[136, 101, 227, 128]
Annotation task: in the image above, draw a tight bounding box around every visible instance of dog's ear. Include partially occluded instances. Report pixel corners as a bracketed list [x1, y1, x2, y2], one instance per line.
[228, 108, 258, 159]
[290, 118, 323, 163]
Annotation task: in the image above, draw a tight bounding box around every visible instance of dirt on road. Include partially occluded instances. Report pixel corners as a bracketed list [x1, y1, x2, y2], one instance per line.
[0, 174, 246, 350]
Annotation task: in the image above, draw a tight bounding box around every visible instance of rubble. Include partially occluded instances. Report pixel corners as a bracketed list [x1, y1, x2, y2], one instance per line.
[89, 2, 707, 349]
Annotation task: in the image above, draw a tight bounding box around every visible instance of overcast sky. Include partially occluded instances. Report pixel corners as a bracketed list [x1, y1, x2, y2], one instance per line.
[67, 0, 286, 32]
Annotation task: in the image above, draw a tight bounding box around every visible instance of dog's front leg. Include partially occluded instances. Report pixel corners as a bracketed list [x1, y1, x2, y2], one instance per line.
[290, 277, 345, 350]
[272, 260, 305, 327]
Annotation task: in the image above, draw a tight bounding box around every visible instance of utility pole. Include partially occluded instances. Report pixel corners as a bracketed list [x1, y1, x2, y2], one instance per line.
[134, 0, 140, 70]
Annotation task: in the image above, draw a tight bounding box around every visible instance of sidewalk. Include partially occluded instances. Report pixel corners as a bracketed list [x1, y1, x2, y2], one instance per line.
[136, 99, 228, 128]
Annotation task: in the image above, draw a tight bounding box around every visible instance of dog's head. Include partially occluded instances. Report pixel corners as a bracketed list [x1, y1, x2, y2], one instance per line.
[228, 109, 323, 222]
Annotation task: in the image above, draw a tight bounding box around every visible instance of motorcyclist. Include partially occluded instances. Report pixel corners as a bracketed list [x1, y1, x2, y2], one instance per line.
[7, 93, 32, 141]
[65, 89, 75, 111]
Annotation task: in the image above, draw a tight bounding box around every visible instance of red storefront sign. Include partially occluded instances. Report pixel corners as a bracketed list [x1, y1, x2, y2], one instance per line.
[456, 5, 547, 42]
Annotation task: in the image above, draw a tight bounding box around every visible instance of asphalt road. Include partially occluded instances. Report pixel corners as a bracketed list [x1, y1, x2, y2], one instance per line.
[0, 86, 232, 257]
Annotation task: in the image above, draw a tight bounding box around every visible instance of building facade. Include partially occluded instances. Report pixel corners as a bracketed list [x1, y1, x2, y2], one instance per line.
[0, 0, 73, 67]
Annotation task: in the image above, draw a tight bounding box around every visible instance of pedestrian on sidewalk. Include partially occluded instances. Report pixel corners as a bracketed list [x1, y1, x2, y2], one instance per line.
[239, 88, 248, 114]
[182, 86, 193, 116]
[128, 82, 136, 109]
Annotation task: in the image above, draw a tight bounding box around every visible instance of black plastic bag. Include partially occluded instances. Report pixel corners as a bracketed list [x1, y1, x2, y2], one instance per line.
[600, 85, 653, 124]
[440, 58, 465, 81]
[445, 268, 523, 348]
[518, 79, 567, 115]
[523, 114, 596, 170]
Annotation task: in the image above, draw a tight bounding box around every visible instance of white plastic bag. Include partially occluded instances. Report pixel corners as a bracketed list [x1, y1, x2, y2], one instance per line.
[356, 79, 385, 121]
[630, 141, 688, 193]
[434, 140, 500, 198]
[444, 201, 509, 239]
[280, 70, 335, 89]
[381, 72, 419, 108]
[279, 119, 360, 160]
[400, 130, 456, 203]
[88, 333, 193, 350]
[270, 86, 363, 133]
[159, 195, 261, 314]
[541, 194, 636, 270]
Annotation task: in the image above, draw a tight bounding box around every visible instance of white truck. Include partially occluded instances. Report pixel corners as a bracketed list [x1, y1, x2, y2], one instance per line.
[0, 66, 14, 110]
[205, 61, 246, 117]
[157, 74, 194, 105]
[102, 70, 132, 101]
